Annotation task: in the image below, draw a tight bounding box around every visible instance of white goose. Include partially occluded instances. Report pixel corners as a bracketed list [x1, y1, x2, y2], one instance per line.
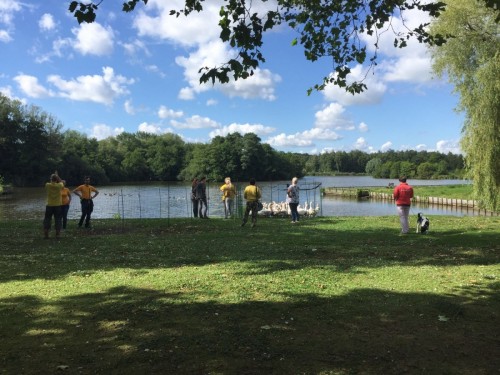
[297, 202, 307, 216]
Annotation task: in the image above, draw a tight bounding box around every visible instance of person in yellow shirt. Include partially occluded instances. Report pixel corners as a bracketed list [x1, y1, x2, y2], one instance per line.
[220, 177, 236, 219]
[43, 173, 64, 239]
[73, 176, 99, 228]
[241, 178, 261, 228]
[60, 180, 72, 229]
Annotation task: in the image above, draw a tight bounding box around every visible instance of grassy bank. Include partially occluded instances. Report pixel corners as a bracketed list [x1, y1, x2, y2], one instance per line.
[1, 216, 499, 374]
[369, 184, 474, 200]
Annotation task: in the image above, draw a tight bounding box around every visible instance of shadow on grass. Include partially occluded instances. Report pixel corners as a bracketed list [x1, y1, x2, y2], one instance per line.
[1, 282, 498, 374]
[0, 217, 499, 282]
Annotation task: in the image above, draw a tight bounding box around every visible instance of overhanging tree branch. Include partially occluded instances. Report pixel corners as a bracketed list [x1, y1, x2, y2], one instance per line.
[68, 0, 498, 94]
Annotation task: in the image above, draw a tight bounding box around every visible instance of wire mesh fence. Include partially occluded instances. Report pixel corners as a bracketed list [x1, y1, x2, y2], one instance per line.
[65, 180, 324, 221]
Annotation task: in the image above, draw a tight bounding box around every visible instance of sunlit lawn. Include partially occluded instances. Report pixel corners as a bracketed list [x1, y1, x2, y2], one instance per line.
[0, 215, 498, 374]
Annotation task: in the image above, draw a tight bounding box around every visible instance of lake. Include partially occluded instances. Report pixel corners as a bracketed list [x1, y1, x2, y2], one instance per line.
[0, 176, 478, 221]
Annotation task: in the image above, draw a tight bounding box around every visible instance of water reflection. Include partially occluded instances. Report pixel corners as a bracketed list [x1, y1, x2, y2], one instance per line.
[321, 196, 483, 217]
[0, 176, 482, 220]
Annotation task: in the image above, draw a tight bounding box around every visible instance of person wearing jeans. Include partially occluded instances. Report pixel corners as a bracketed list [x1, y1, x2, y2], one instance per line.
[73, 176, 99, 228]
[220, 177, 236, 219]
[43, 173, 64, 239]
[241, 178, 261, 228]
[393, 176, 414, 234]
[287, 177, 300, 223]
[196, 177, 208, 219]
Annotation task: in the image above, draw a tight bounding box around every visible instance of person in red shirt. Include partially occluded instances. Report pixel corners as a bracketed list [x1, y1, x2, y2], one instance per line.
[393, 176, 414, 234]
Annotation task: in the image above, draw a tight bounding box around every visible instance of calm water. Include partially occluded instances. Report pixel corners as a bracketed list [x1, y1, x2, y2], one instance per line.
[0, 176, 477, 221]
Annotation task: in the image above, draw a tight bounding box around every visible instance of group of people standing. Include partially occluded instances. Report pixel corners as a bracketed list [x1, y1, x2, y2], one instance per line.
[188, 174, 413, 233]
[43, 173, 99, 238]
[44, 174, 414, 237]
[189, 176, 301, 228]
[190, 176, 238, 220]
[240, 177, 301, 227]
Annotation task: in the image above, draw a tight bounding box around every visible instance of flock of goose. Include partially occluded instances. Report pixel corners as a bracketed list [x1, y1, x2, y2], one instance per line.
[258, 201, 320, 218]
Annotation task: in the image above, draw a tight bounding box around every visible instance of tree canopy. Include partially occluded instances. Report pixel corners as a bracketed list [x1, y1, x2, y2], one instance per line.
[68, 0, 454, 94]
[0, 93, 464, 187]
[430, 0, 500, 211]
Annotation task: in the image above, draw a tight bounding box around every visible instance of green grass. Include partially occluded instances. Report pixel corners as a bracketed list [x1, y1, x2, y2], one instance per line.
[1, 216, 499, 374]
[371, 184, 474, 200]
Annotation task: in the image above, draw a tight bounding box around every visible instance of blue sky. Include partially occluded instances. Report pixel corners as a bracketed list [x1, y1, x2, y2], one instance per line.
[0, 0, 463, 154]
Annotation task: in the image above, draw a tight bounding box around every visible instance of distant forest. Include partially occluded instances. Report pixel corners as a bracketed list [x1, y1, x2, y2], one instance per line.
[1, 94, 464, 187]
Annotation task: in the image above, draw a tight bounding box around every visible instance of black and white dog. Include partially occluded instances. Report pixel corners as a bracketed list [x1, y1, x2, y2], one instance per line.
[416, 213, 430, 234]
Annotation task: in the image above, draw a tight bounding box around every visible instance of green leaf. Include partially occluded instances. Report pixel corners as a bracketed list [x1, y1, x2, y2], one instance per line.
[68, 1, 78, 13]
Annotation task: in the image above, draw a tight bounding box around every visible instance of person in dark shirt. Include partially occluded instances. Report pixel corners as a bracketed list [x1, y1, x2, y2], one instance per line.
[196, 176, 208, 219]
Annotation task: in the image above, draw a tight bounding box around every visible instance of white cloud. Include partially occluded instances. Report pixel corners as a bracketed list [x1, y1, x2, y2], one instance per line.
[51, 38, 72, 58]
[121, 39, 150, 56]
[39, 13, 55, 31]
[33, 37, 73, 63]
[415, 144, 428, 151]
[266, 133, 314, 147]
[314, 103, 355, 130]
[218, 68, 280, 101]
[145, 65, 165, 77]
[46, 67, 134, 105]
[178, 87, 195, 100]
[133, 1, 280, 100]
[0, 0, 22, 43]
[353, 137, 375, 153]
[380, 141, 393, 152]
[13, 68, 134, 106]
[303, 128, 342, 141]
[322, 65, 387, 106]
[72, 23, 114, 56]
[133, 0, 222, 47]
[133, 0, 277, 44]
[0, 85, 12, 96]
[209, 123, 276, 138]
[361, 8, 434, 85]
[0, 0, 22, 26]
[0, 29, 11, 42]
[398, 144, 412, 151]
[90, 123, 124, 140]
[266, 128, 342, 148]
[171, 115, 219, 129]
[383, 56, 432, 83]
[0, 85, 26, 103]
[174, 40, 230, 96]
[173, 40, 227, 97]
[138, 122, 163, 134]
[319, 7, 436, 106]
[206, 99, 217, 106]
[358, 122, 368, 132]
[158, 105, 183, 119]
[372, 9, 431, 56]
[319, 147, 335, 154]
[436, 140, 462, 154]
[13, 74, 53, 98]
[124, 99, 135, 115]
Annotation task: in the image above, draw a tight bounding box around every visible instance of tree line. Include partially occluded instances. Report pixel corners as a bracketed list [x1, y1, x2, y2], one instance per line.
[0, 94, 464, 187]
